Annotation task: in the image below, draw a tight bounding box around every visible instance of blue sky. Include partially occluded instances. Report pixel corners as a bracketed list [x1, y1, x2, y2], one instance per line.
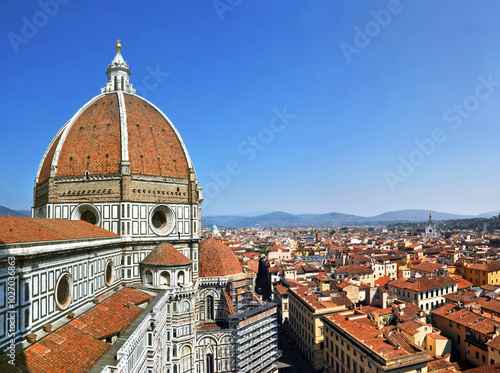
[1, 0, 500, 217]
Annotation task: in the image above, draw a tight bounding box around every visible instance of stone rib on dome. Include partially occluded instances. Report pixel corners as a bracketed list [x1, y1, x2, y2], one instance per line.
[199, 237, 243, 277]
[140, 243, 192, 266]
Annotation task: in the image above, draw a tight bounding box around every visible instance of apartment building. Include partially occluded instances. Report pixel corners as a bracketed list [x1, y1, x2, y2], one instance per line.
[463, 262, 500, 286]
[273, 283, 290, 324]
[322, 312, 432, 373]
[333, 265, 375, 287]
[288, 285, 352, 372]
[433, 303, 500, 365]
[387, 276, 458, 312]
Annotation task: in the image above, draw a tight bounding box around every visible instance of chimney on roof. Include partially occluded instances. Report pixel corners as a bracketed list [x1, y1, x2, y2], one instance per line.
[495, 324, 500, 337]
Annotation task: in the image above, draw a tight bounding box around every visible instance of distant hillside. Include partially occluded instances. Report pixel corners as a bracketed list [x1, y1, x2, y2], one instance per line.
[202, 209, 498, 228]
[203, 211, 364, 228]
[0, 206, 29, 217]
[477, 211, 500, 218]
[366, 209, 477, 222]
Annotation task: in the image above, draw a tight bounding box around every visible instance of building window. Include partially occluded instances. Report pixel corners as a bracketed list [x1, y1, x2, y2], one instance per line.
[160, 271, 171, 286]
[177, 271, 185, 286]
[150, 205, 175, 236]
[105, 260, 113, 286]
[55, 273, 73, 309]
[206, 295, 214, 320]
[145, 270, 153, 285]
[206, 354, 214, 373]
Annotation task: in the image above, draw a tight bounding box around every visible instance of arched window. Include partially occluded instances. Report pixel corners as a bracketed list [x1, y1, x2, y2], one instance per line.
[145, 270, 153, 285]
[177, 271, 185, 286]
[160, 271, 170, 286]
[181, 346, 192, 371]
[206, 295, 214, 320]
[206, 354, 214, 373]
[121, 76, 124, 90]
[180, 300, 190, 312]
[114, 76, 118, 90]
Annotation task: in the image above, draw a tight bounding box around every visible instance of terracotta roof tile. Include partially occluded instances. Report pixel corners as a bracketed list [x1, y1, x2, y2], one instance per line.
[0, 217, 118, 244]
[37, 92, 191, 188]
[56, 94, 122, 178]
[267, 243, 284, 252]
[0, 324, 109, 373]
[453, 276, 473, 289]
[37, 132, 62, 184]
[410, 262, 446, 273]
[388, 276, 456, 292]
[140, 243, 192, 266]
[125, 94, 188, 178]
[199, 238, 243, 277]
[0, 288, 151, 373]
[336, 265, 373, 274]
[77, 288, 152, 339]
[375, 276, 392, 287]
[468, 262, 500, 272]
[324, 314, 428, 363]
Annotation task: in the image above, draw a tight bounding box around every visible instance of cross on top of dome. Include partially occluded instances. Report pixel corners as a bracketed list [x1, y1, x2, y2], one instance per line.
[101, 40, 136, 94]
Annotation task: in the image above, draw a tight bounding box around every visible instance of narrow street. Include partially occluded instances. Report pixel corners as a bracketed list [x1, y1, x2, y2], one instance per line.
[277, 324, 315, 373]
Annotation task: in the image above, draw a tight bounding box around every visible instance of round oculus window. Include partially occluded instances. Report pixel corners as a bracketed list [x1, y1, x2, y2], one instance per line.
[55, 273, 73, 310]
[81, 210, 97, 225]
[71, 204, 100, 226]
[149, 205, 175, 236]
[105, 261, 113, 286]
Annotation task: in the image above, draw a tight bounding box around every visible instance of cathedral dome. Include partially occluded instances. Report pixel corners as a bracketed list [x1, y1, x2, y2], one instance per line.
[33, 42, 203, 234]
[199, 237, 242, 277]
[35, 42, 193, 185]
[36, 92, 190, 184]
[140, 243, 193, 266]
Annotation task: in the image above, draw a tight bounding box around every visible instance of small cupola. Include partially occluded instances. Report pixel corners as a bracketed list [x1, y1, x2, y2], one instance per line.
[101, 39, 136, 94]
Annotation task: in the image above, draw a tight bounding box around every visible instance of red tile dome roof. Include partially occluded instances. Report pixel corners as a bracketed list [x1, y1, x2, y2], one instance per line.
[36, 92, 191, 184]
[140, 243, 193, 266]
[199, 237, 243, 277]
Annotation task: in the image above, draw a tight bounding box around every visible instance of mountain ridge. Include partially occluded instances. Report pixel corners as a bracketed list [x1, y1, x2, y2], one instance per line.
[1, 205, 498, 228]
[203, 209, 499, 228]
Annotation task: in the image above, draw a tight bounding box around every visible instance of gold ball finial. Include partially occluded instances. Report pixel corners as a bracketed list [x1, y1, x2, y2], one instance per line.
[116, 39, 121, 51]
